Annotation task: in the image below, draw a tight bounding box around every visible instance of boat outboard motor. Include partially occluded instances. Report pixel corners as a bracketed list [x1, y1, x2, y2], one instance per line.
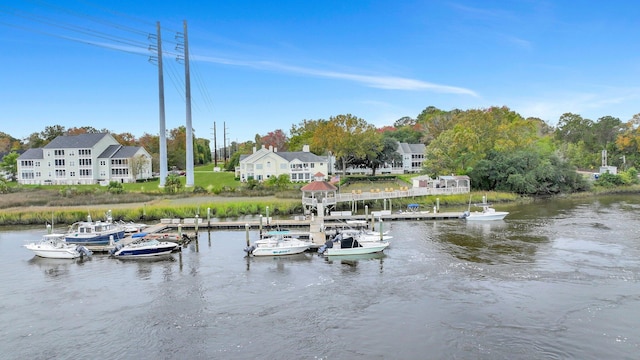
[76, 245, 93, 257]
[244, 245, 256, 255]
[317, 239, 334, 254]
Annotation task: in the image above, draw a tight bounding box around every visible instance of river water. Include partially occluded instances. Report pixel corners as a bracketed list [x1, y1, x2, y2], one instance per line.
[0, 196, 638, 359]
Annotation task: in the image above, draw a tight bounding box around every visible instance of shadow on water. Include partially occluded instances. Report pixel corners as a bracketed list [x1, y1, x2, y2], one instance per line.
[435, 219, 550, 265]
[245, 252, 313, 271]
[27, 256, 91, 277]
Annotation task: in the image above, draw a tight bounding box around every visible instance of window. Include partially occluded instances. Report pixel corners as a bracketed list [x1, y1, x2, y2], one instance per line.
[54, 150, 65, 156]
[54, 159, 65, 166]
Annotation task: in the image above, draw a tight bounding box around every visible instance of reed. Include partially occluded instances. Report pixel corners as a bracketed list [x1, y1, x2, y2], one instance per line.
[0, 198, 301, 226]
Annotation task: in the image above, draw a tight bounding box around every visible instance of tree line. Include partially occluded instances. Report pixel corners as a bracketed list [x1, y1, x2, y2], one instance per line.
[2, 105, 640, 195]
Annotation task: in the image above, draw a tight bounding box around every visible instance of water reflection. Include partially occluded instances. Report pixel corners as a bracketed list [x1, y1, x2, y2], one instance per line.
[325, 252, 386, 271]
[245, 252, 313, 271]
[27, 256, 89, 278]
[435, 219, 549, 264]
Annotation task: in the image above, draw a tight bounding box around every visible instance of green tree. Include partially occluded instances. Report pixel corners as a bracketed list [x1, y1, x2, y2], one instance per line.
[352, 136, 400, 175]
[311, 114, 379, 174]
[423, 107, 537, 175]
[0, 152, 19, 181]
[469, 150, 587, 194]
[40, 125, 66, 143]
[289, 119, 324, 152]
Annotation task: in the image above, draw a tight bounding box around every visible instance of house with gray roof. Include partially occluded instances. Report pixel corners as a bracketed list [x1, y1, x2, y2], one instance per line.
[17, 133, 152, 185]
[236, 145, 329, 182]
[343, 141, 426, 175]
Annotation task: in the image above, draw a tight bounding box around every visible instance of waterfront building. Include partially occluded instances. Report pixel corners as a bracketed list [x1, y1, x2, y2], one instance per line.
[17, 133, 152, 185]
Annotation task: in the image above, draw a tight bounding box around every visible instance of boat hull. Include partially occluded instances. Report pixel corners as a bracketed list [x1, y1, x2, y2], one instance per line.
[24, 244, 80, 259]
[324, 242, 389, 256]
[112, 241, 178, 258]
[65, 230, 125, 245]
[251, 244, 310, 256]
[466, 212, 509, 221]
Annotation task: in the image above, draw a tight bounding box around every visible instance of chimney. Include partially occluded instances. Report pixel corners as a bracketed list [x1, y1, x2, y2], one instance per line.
[269, 145, 273, 152]
[252, 146, 256, 153]
[303, 144, 310, 152]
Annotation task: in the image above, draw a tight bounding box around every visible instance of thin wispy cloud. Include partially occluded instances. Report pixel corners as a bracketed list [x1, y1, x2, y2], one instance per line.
[192, 54, 477, 96]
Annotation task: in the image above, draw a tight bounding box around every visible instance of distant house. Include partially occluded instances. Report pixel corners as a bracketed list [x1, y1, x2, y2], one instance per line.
[344, 141, 426, 175]
[17, 133, 152, 185]
[237, 145, 329, 182]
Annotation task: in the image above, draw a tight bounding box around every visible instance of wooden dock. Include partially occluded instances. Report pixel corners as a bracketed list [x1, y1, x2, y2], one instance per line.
[153, 211, 465, 231]
[85, 211, 464, 253]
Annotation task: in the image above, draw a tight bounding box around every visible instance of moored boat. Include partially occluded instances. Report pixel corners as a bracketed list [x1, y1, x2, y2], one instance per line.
[318, 233, 389, 256]
[244, 232, 311, 256]
[24, 233, 93, 259]
[110, 238, 179, 259]
[65, 214, 125, 245]
[463, 203, 508, 221]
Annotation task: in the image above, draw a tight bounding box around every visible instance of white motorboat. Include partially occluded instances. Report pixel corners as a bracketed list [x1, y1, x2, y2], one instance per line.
[24, 233, 93, 259]
[110, 238, 179, 259]
[244, 232, 311, 256]
[340, 229, 393, 243]
[318, 234, 389, 256]
[463, 203, 508, 221]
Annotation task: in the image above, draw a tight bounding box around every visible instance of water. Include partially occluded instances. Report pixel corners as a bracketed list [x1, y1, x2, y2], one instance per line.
[1, 196, 639, 359]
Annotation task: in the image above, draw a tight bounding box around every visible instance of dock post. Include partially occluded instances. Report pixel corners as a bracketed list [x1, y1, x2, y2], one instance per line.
[384, 198, 387, 211]
[178, 224, 182, 238]
[436, 198, 440, 212]
[207, 207, 211, 229]
[195, 214, 199, 238]
[379, 218, 383, 241]
[245, 223, 250, 247]
[365, 205, 369, 229]
[266, 206, 270, 225]
[259, 215, 263, 238]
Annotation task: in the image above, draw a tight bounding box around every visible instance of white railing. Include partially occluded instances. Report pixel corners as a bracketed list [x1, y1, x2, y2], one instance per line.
[302, 186, 469, 206]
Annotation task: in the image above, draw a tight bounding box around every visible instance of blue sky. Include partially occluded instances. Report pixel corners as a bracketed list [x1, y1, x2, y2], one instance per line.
[1, 1, 639, 145]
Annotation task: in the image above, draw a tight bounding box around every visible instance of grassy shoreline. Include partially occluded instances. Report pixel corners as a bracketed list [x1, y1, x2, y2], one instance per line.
[2, 180, 638, 227]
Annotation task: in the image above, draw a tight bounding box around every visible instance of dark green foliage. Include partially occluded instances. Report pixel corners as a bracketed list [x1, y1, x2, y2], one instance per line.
[164, 174, 182, 194]
[192, 185, 207, 194]
[469, 150, 588, 195]
[107, 181, 124, 194]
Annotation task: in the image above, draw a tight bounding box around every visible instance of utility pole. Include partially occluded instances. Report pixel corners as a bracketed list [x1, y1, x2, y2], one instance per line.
[183, 20, 194, 187]
[152, 21, 168, 187]
[223, 121, 227, 163]
[213, 122, 217, 167]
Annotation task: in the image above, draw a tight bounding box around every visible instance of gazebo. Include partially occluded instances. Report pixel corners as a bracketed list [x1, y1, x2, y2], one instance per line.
[300, 172, 337, 215]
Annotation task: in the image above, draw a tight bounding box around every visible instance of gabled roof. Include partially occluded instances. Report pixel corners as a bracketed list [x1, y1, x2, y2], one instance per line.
[277, 151, 325, 162]
[240, 148, 327, 164]
[98, 145, 144, 159]
[17, 148, 43, 160]
[397, 142, 425, 154]
[43, 133, 111, 149]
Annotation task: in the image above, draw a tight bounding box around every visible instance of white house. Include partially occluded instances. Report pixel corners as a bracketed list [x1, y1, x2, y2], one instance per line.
[343, 141, 426, 175]
[17, 133, 152, 185]
[237, 145, 329, 182]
